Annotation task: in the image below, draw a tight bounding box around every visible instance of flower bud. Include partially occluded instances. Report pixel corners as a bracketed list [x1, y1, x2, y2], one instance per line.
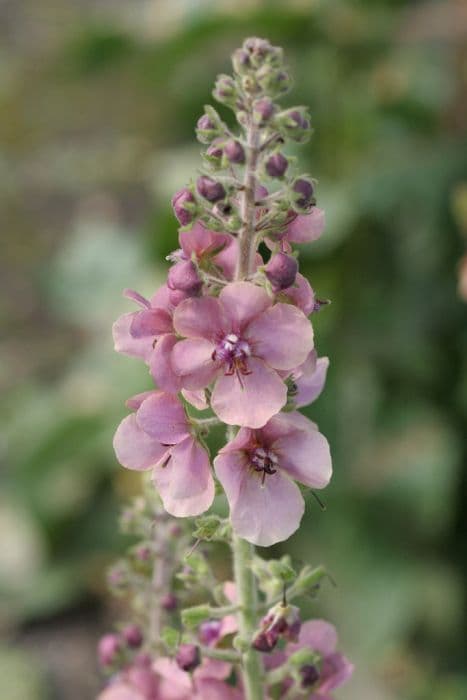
[161, 593, 178, 611]
[224, 139, 245, 164]
[265, 253, 298, 291]
[196, 176, 226, 203]
[198, 619, 222, 646]
[196, 114, 219, 144]
[98, 633, 122, 667]
[265, 152, 288, 178]
[168, 260, 202, 296]
[172, 188, 197, 226]
[253, 98, 276, 125]
[278, 108, 311, 142]
[232, 48, 251, 74]
[135, 545, 151, 561]
[257, 67, 291, 97]
[213, 74, 237, 106]
[205, 141, 224, 168]
[122, 624, 143, 649]
[292, 178, 314, 211]
[175, 644, 201, 672]
[300, 664, 320, 688]
[252, 603, 301, 653]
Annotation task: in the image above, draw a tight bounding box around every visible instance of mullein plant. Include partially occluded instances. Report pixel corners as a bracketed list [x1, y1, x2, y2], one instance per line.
[99, 38, 353, 700]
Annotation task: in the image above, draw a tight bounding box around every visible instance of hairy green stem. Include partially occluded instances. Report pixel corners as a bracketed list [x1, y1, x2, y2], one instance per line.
[235, 118, 260, 280]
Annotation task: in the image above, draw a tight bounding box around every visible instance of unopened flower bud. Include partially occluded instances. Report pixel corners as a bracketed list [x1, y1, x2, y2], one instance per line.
[172, 188, 197, 226]
[232, 48, 251, 74]
[161, 593, 178, 611]
[252, 603, 301, 653]
[300, 664, 320, 688]
[206, 141, 224, 168]
[196, 114, 218, 144]
[213, 74, 236, 105]
[198, 619, 222, 646]
[224, 139, 245, 164]
[122, 624, 143, 649]
[265, 253, 298, 291]
[197, 176, 226, 203]
[168, 260, 202, 296]
[175, 644, 201, 672]
[265, 152, 288, 178]
[257, 66, 291, 96]
[292, 178, 314, 211]
[98, 633, 122, 667]
[279, 108, 311, 142]
[135, 545, 151, 561]
[253, 97, 276, 125]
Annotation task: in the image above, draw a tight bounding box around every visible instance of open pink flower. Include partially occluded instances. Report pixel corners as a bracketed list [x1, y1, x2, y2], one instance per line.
[271, 620, 353, 700]
[113, 392, 214, 517]
[214, 412, 332, 546]
[113, 288, 173, 363]
[177, 222, 238, 280]
[171, 282, 314, 428]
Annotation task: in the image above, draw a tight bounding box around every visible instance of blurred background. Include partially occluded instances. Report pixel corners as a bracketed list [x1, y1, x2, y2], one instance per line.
[1, 0, 467, 698]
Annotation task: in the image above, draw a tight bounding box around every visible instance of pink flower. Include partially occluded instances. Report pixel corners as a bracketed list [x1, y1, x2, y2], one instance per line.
[177, 222, 238, 281]
[214, 411, 332, 546]
[271, 620, 354, 699]
[171, 282, 314, 428]
[113, 392, 214, 517]
[276, 273, 315, 316]
[113, 288, 173, 363]
[285, 208, 325, 245]
[289, 351, 330, 408]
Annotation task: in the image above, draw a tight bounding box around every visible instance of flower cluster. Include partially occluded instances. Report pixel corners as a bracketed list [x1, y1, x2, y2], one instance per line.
[104, 36, 353, 700]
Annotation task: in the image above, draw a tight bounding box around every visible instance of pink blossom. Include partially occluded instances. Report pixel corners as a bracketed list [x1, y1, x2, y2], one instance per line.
[177, 222, 238, 281]
[285, 208, 325, 244]
[113, 392, 214, 517]
[171, 282, 314, 428]
[276, 273, 315, 316]
[214, 411, 332, 545]
[289, 351, 330, 408]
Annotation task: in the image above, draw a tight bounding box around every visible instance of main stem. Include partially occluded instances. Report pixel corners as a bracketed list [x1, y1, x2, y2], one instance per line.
[231, 112, 264, 700]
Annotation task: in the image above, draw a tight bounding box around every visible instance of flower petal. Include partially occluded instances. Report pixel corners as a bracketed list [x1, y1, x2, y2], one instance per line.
[295, 355, 329, 407]
[273, 414, 332, 489]
[126, 390, 157, 410]
[295, 620, 338, 656]
[319, 653, 354, 693]
[136, 392, 190, 444]
[246, 303, 314, 370]
[130, 308, 173, 338]
[219, 282, 271, 331]
[181, 389, 209, 411]
[153, 437, 215, 517]
[173, 297, 227, 340]
[171, 338, 219, 390]
[113, 414, 168, 471]
[286, 208, 325, 243]
[123, 288, 151, 308]
[149, 333, 183, 393]
[278, 273, 315, 316]
[113, 313, 154, 362]
[214, 451, 304, 546]
[211, 357, 287, 428]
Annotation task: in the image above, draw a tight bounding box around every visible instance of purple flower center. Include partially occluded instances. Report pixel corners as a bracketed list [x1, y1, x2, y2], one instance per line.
[250, 446, 279, 484]
[213, 333, 252, 376]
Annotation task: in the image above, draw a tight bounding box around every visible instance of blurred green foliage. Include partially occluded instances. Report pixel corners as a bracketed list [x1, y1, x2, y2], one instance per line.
[1, 0, 467, 698]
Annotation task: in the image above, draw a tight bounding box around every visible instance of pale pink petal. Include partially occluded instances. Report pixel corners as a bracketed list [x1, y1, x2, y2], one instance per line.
[195, 679, 242, 700]
[150, 284, 172, 311]
[295, 620, 338, 656]
[279, 273, 315, 316]
[181, 389, 209, 411]
[246, 303, 313, 370]
[130, 308, 173, 338]
[319, 653, 354, 693]
[123, 288, 151, 308]
[98, 682, 145, 700]
[153, 437, 214, 517]
[273, 415, 332, 489]
[211, 357, 287, 428]
[214, 451, 305, 546]
[295, 356, 329, 407]
[113, 414, 168, 471]
[218, 427, 254, 453]
[152, 658, 192, 699]
[194, 659, 230, 682]
[286, 208, 325, 243]
[125, 390, 157, 410]
[136, 392, 190, 444]
[174, 297, 227, 340]
[212, 237, 238, 279]
[171, 338, 219, 390]
[219, 282, 271, 331]
[149, 333, 183, 393]
[113, 313, 154, 361]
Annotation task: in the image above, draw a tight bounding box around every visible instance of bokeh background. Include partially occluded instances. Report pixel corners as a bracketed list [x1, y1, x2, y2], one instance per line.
[2, 0, 467, 698]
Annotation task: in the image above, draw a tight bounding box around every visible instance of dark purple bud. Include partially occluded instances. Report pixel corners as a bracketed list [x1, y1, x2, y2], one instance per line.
[213, 74, 236, 104]
[224, 139, 245, 164]
[265, 152, 288, 178]
[252, 603, 301, 653]
[206, 141, 224, 164]
[122, 624, 143, 649]
[265, 253, 298, 291]
[168, 260, 202, 295]
[175, 644, 201, 672]
[300, 664, 320, 688]
[172, 188, 196, 226]
[292, 178, 314, 210]
[279, 108, 311, 142]
[232, 48, 251, 74]
[288, 110, 309, 130]
[196, 176, 226, 203]
[161, 593, 178, 611]
[198, 620, 222, 646]
[252, 630, 276, 653]
[253, 98, 275, 125]
[196, 113, 220, 144]
[98, 634, 122, 667]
